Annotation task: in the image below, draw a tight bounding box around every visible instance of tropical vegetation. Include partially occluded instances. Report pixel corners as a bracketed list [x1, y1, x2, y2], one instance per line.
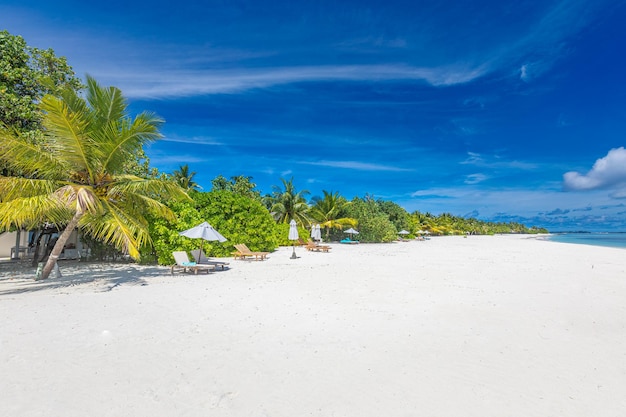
[263, 177, 311, 225]
[309, 190, 357, 240]
[0, 30, 82, 139]
[172, 164, 201, 191]
[0, 75, 188, 279]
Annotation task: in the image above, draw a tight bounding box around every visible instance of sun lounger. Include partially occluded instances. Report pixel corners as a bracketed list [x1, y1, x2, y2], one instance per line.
[171, 251, 214, 274]
[191, 249, 230, 270]
[340, 238, 359, 244]
[305, 240, 331, 252]
[232, 244, 269, 261]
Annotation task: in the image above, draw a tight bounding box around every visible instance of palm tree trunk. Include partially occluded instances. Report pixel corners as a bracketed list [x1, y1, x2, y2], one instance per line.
[38, 212, 83, 280]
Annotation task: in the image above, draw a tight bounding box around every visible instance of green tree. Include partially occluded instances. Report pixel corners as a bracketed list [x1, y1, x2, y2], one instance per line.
[0, 75, 188, 279]
[309, 190, 356, 240]
[0, 30, 82, 135]
[264, 177, 311, 225]
[377, 199, 410, 234]
[345, 196, 397, 242]
[172, 164, 201, 191]
[211, 174, 261, 200]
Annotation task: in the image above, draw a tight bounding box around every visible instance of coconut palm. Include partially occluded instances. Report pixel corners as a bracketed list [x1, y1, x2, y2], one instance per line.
[264, 177, 310, 225]
[0, 75, 189, 279]
[309, 190, 356, 240]
[172, 164, 201, 191]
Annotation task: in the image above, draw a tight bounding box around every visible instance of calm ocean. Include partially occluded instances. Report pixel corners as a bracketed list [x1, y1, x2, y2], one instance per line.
[545, 233, 626, 250]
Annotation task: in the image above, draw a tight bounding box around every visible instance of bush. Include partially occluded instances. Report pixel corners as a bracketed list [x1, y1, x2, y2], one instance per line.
[142, 190, 281, 265]
[193, 190, 281, 255]
[345, 197, 397, 243]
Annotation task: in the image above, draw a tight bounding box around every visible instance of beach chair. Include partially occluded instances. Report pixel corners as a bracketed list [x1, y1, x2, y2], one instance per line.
[191, 249, 230, 270]
[340, 238, 359, 244]
[305, 239, 331, 252]
[232, 244, 269, 261]
[171, 251, 214, 274]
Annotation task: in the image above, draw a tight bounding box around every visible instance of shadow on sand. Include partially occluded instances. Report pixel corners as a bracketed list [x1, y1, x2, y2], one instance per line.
[0, 260, 168, 296]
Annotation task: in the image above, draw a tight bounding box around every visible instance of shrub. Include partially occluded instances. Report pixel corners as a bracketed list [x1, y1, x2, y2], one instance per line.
[142, 190, 281, 265]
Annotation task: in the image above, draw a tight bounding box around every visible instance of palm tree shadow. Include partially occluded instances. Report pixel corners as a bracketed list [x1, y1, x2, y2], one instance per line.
[0, 261, 168, 296]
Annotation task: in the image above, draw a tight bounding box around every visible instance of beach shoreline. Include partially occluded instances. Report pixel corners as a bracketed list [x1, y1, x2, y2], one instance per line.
[1, 235, 625, 416]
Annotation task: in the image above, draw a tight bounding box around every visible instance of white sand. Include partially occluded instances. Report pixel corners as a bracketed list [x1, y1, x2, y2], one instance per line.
[1, 235, 625, 416]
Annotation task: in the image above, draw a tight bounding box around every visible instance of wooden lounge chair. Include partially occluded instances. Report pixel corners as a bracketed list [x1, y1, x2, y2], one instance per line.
[171, 251, 214, 274]
[191, 249, 230, 270]
[232, 244, 269, 261]
[305, 239, 331, 252]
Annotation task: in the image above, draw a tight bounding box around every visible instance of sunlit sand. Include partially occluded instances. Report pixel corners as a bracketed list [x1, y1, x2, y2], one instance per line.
[1, 235, 625, 416]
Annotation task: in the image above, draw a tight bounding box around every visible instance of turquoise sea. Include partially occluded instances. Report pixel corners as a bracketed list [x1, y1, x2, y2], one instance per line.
[545, 233, 626, 249]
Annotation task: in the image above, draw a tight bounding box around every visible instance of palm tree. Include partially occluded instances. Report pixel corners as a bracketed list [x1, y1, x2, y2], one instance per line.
[172, 164, 201, 191]
[309, 190, 356, 240]
[0, 75, 189, 279]
[264, 177, 311, 225]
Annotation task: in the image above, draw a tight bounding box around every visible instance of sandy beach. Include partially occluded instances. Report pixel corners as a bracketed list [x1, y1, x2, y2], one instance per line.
[1, 235, 625, 416]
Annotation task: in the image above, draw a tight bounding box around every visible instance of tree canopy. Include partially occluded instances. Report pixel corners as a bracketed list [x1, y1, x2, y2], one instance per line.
[264, 177, 311, 225]
[0, 30, 82, 136]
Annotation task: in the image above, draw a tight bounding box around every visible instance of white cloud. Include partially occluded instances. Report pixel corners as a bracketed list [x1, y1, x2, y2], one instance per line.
[302, 160, 412, 172]
[563, 147, 626, 193]
[96, 63, 490, 99]
[519, 61, 551, 83]
[148, 154, 209, 166]
[520, 64, 531, 82]
[465, 173, 488, 184]
[162, 135, 223, 146]
[461, 152, 537, 170]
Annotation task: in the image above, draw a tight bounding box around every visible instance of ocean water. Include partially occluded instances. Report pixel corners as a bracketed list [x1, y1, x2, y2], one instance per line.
[546, 233, 626, 249]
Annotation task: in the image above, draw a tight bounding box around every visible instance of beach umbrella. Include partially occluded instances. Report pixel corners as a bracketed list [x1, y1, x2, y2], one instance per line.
[289, 219, 299, 259]
[398, 230, 410, 235]
[344, 227, 359, 240]
[314, 224, 322, 241]
[179, 222, 227, 257]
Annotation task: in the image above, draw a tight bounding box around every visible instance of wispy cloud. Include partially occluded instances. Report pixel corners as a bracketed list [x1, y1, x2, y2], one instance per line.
[98, 63, 490, 99]
[301, 160, 412, 172]
[546, 208, 570, 216]
[336, 36, 408, 50]
[147, 154, 209, 166]
[162, 135, 223, 146]
[464, 173, 489, 185]
[563, 147, 626, 195]
[461, 152, 537, 170]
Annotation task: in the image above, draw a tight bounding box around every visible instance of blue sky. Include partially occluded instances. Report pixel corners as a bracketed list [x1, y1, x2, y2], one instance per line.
[3, 0, 626, 231]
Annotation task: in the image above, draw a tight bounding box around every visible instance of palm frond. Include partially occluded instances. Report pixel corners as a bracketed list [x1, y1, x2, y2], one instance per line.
[0, 194, 71, 231]
[0, 128, 69, 179]
[99, 113, 163, 173]
[109, 176, 190, 201]
[0, 177, 65, 201]
[40, 94, 93, 177]
[80, 201, 151, 259]
[85, 75, 126, 124]
[54, 185, 103, 215]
